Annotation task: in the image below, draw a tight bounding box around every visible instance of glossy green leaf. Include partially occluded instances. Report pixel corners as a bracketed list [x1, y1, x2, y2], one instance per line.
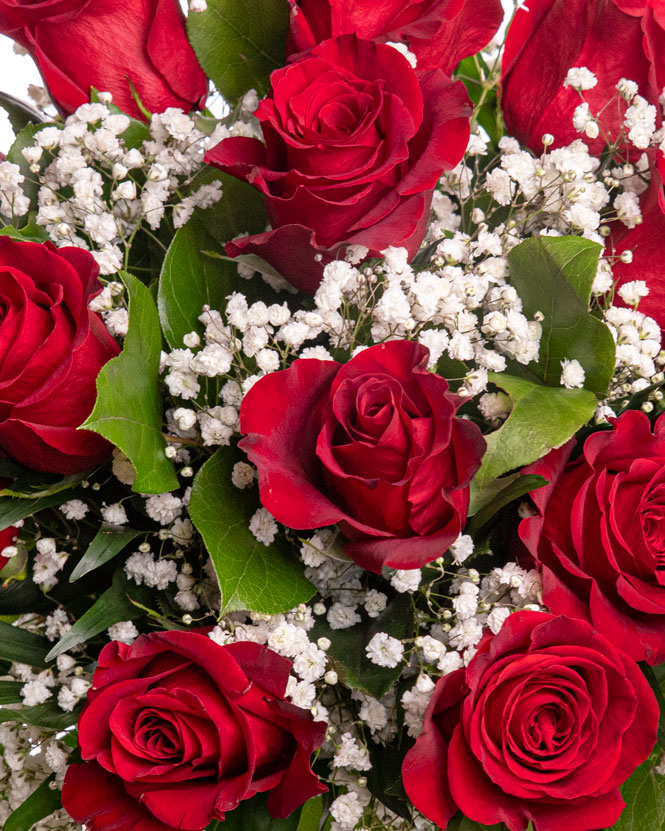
[46, 569, 152, 661]
[158, 212, 234, 349]
[211, 792, 302, 831]
[612, 750, 665, 831]
[0, 701, 81, 730]
[507, 236, 615, 395]
[69, 524, 142, 582]
[82, 271, 179, 494]
[187, 0, 288, 101]
[189, 448, 315, 614]
[0, 469, 87, 499]
[312, 594, 415, 700]
[0, 490, 76, 532]
[0, 619, 50, 667]
[296, 797, 324, 831]
[0, 222, 49, 242]
[4, 775, 61, 831]
[0, 90, 45, 135]
[466, 474, 548, 534]
[474, 373, 596, 489]
[0, 680, 25, 704]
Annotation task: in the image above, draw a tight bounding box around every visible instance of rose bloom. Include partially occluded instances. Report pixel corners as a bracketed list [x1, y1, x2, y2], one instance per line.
[0, 0, 207, 120]
[62, 631, 327, 831]
[0, 238, 119, 474]
[239, 341, 485, 572]
[286, 0, 503, 75]
[402, 611, 658, 831]
[501, 0, 665, 151]
[0, 525, 17, 571]
[520, 409, 665, 665]
[205, 34, 470, 293]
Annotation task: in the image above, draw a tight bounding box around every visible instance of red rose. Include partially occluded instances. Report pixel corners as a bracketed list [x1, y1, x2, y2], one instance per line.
[239, 341, 485, 572]
[205, 34, 470, 293]
[520, 410, 665, 665]
[0, 0, 207, 120]
[0, 525, 17, 571]
[286, 0, 504, 76]
[0, 238, 119, 474]
[61, 631, 326, 831]
[501, 0, 665, 152]
[611, 152, 665, 329]
[402, 611, 658, 831]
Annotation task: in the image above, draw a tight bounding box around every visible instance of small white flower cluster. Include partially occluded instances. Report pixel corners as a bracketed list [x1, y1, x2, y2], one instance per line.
[603, 299, 664, 402]
[13, 98, 229, 275]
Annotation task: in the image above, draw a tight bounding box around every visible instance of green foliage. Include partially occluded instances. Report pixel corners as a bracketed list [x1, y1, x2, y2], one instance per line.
[158, 212, 235, 349]
[0, 619, 50, 668]
[0, 91, 45, 135]
[313, 594, 415, 700]
[7, 123, 60, 219]
[0, 701, 81, 730]
[612, 750, 665, 831]
[187, 0, 288, 101]
[209, 793, 302, 831]
[189, 448, 315, 615]
[0, 222, 48, 242]
[507, 236, 616, 395]
[69, 524, 142, 582]
[3, 775, 61, 831]
[0, 469, 87, 499]
[46, 569, 152, 661]
[296, 797, 324, 831]
[188, 166, 267, 245]
[0, 490, 77, 532]
[475, 373, 597, 489]
[0, 680, 25, 704]
[83, 271, 179, 494]
[447, 816, 504, 831]
[466, 474, 548, 534]
[455, 55, 502, 146]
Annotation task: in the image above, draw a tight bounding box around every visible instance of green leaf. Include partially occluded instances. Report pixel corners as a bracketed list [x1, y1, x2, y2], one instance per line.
[69, 524, 142, 582]
[213, 792, 302, 831]
[189, 448, 315, 615]
[187, 166, 267, 245]
[187, 0, 288, 101]
[0, 680, 25, 704]
[0, 222, 49, 243]
[466, 474, 548, 534]
[641, 663, 665, 752]
[0, 619, 50, 667]
[474, 373, 596, 490]
[507, 236, 615, 396]
[296, 797, 324, 831]
[0, 90, 45, 135]
[3, 775, 61, 831]
[91, 87, 150, 148]
[313, 594, 415, 700]
[0, 490, 75, 531]
[447, 815, 504, 831]
[158, 212, 235, 349]
[7, 123, 60, 220]
[82, 271, 179, 494]
[0, 469, 88, 499]
[46, 569, 152, 661]
[612, 750, 665, 831]
[0, 701, 82, 730]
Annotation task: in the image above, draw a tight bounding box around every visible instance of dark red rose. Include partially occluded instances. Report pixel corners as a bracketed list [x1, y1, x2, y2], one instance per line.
[0, 524, 18, 571]
[501, 0, 665, 152]
[205, 34, 471, 293]
[239, 340, 485, 572]
[520, 410, 665, 665]
[611, 151, 665, 329]
[0, 0, 207, 120]
[0, 237, 119, 474]
[286, 0, 503, 75]
[402, 610, 658, 831]
[61, 631, 326, 831]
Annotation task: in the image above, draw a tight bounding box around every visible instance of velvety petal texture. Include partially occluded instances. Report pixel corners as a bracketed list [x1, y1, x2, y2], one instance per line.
[501, 0, 663, 151]
[205, 34, 471, 293]
[239, 340, 485, 572]
[0, 237, 119, 474]
[520, 410, 665, 665]
[61, 632, 327, 831]
[402, 611, 658, 831]
[285, 0, 503, 75]
[0, 0, 207, 119]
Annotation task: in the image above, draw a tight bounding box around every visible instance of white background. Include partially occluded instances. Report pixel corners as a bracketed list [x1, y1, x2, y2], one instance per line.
[0, 0, 516, 152]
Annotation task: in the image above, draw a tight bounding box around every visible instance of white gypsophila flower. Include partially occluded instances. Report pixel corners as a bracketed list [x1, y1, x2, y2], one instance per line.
[330, 792, 364, 830]
[401, 674, 436, 737]
[449, 534, 474, 565]
[420, 635, 444, 663]
[447, 617, 484, 651]
[624, 95, 657, 148]
[171, 518, 194, 545]
[487, 606, 512, 635]
[172, 407, 198, 432]
[365, 633, 404, 668]
[59, 499, 88, 520]
[327, 603, 361, 630]
[45, 609, 70, 641]
[292, 643, 327, 682]
[104, 308, 128, 337]
[617, 78, 639, 100]
[231, 461, 255, 489]
[564, 67, 598, 91]
[438, 650, 464, 674]
[108, 621, 139, 644]
[21, 681, 52, 706]
[453, 592, 478, 620]
[124, 551, 178, 590]
[286, 677, 317, 709]
[390, 569, 421, 593]
[614, 191, 642, 228]
[618, 280, 649, 306]
[385, 40, 417, 68]
[478, 392, 511, 422]
[560, 358, 586, 389]
[44, 742, 69, 774]
[364, 589, 387, 618]
[333, 733, 372, 771]
[145, 493, 183, 525]
[198, 408, 235, 446]
[268, 623, 309, 658]
[249, 507, 278, 546]
[101, 502, 128, 526]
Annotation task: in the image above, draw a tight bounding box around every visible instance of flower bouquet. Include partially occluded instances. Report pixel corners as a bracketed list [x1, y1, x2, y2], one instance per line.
[0, 1, 663, 830]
